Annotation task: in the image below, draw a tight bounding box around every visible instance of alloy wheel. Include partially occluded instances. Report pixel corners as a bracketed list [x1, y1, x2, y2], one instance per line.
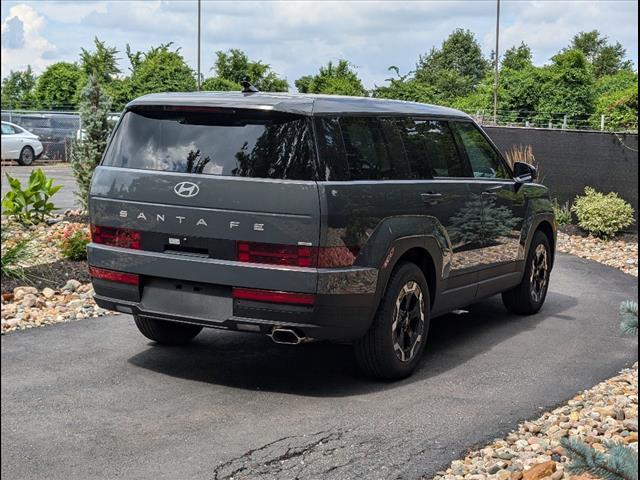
[391, 281, 425, 363]
[530, 244, 549, 303]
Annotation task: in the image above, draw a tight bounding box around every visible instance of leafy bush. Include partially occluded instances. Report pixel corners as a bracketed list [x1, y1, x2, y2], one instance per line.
[0, 229, 32, 279]
[572, 187, 635, 238]
[553, 199, 573, 226]
[1, 169, 61, 225]
[59, 224, 90, 261]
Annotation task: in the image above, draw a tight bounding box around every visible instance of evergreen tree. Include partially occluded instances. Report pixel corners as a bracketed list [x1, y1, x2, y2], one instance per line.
[561, 437, 638, 480]
[70, 74, 113, 210]
[620, 300, 638, 335]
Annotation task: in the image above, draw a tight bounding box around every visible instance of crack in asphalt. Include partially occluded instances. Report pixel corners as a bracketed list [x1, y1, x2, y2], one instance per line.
[212, 429, 347, 480]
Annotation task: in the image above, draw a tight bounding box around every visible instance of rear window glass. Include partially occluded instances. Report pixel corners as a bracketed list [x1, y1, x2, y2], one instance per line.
[102, 108, 316, 180]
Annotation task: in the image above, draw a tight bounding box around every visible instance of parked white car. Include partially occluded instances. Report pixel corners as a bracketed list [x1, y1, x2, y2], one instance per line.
[1, 121, 44, 165]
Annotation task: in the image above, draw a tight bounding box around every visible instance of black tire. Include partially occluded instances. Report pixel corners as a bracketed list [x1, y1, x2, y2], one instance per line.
[17, 146, 34, 166]
[355, 261, 430, 380]
[134, 316, 203, 345]
[502, 231, 551, 315]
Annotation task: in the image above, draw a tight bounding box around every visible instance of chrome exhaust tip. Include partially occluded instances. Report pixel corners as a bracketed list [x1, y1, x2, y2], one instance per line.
[270, 327, 308, 345]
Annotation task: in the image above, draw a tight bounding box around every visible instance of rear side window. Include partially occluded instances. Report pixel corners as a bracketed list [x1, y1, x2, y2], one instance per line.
[452, 121, 509, 179]
[2, 124, 17, 134]
[103, 108, 316, 180]
[339, 117, 407, 180]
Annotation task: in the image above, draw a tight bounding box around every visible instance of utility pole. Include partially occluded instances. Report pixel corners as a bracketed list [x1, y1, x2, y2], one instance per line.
[197, 0, 202, 91]
[493, 0, 500, 125]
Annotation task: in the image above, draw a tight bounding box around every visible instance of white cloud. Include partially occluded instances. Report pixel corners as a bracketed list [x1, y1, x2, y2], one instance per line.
[1, 3, 55, 74]
[0, 0, 637, 86]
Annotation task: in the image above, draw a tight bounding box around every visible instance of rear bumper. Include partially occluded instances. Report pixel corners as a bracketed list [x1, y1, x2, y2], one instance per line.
[88, 244, 378, 341]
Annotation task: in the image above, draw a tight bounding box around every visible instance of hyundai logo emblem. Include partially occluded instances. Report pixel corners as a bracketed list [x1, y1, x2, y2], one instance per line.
[174, 181, 200, 198]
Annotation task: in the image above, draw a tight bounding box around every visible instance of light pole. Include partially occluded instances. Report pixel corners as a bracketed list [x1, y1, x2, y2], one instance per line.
[197, 0, 201, 90]
[493, 0, 500, 125]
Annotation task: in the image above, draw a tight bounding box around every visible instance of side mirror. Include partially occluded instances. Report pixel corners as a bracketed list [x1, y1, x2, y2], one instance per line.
[513, 161, 537, 184]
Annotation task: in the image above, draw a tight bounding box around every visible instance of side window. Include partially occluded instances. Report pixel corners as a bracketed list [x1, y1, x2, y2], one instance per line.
[398, 119, 468, 178]
[339, 117, 405, 180]
[314, 117, 349, 181]
[1, 124, 16, 135]
[453, 122, 509, 179]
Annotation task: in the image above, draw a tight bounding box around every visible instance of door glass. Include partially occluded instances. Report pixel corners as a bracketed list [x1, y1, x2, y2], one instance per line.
[453, 122, 509, 179]
[397, 119, 468, 179]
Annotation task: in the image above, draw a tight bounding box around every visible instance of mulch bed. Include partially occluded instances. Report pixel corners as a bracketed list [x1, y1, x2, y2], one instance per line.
[1, 259, 91, 294]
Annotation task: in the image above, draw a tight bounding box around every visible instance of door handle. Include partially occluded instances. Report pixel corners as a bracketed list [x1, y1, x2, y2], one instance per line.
[482, 185, 504, 196]
[421, 192, 443, 203]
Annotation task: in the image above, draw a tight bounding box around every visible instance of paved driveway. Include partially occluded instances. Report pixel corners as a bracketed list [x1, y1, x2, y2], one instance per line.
[1, 164, 79, 211]
[1, 254, 637, 480]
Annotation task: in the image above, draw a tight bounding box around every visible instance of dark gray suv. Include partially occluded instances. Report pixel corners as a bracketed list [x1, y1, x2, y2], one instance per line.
[88, 92, 555, 380]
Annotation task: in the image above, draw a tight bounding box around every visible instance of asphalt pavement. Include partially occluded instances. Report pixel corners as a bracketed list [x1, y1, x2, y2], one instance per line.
[1, 253, 638, 480]
[1, 164, 79, 211]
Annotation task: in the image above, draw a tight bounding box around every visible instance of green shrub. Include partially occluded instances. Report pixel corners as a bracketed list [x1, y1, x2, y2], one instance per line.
[553, 199, 572, 226]
[1, 169, 61, 225]
[0, 230, 32, 279]
[59, 225, 90, 261]
[571, 187, 635, 238]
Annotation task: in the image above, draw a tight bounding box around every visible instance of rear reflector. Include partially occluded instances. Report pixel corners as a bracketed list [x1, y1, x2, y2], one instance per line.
[91, 225, 141, 250]
[89, 267, 139, 286]
[232, 287, 315, 306]
[236, 241, 358, 268]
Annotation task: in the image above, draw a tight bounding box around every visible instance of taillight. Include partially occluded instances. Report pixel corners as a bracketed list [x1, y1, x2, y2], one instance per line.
[232, 287, 315, 306]
[236, 242, 358, 268]
[89, 267, 139, 285]
[91, 225, 141, 249]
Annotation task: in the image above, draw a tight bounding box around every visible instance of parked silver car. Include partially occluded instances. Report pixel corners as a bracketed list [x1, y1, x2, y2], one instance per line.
[1, 121, 44, 165]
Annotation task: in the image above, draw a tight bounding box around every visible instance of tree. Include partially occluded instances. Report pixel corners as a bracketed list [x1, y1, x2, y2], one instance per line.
[80, 37, 120, 84]
[1, 66, 37, 110]
[295, 60, 367, 96]
[502, 43, 533, 71]
[373, 66, 439, 103]
[415, 29, 490, 101]
[127, 43, 197, 99]
[70, 74, 113, 210]
[570, 30, 633, 77]
[34, 62, 83, 110]
[210, 49, 288, 92]
[594, 83, 638, 131]
[535, 49, 595, 124]
[201, 76, 240, 91]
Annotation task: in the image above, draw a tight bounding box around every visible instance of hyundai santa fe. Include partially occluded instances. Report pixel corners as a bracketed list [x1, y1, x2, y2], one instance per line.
[88, 91, 555, 380]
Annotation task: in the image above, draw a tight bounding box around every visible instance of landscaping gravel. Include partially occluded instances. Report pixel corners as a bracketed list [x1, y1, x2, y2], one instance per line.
[431, 363, 638, 480]
[557, 230, 638, 277]
[1, 281, 115, 334]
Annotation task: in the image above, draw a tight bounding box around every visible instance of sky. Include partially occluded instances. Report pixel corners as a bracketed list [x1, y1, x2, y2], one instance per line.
[1, 0, 638, 89]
